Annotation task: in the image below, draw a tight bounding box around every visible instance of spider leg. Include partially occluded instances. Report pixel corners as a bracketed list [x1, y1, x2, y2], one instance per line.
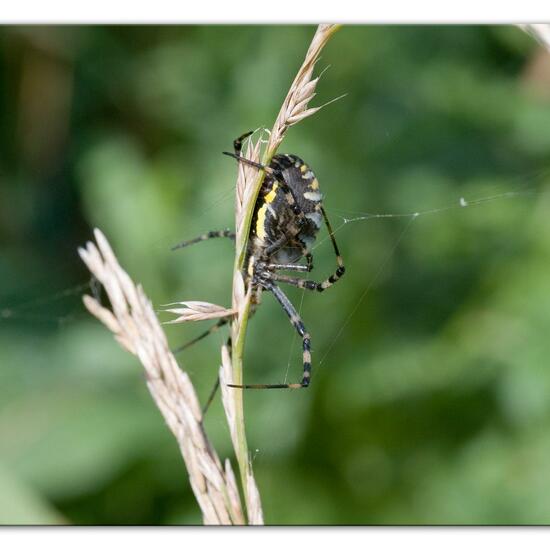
[228, 279, 311, 389]
[268, 263, 309, 272]
[222, 152, 270, 172]
[171, 229, 235, 251]
[261, 249, 313, 273]
[319, 205, 346, 289]
[306, 252, 314, 272]
[202, 335, 233, 416]
[266, 208, 344, 292]
[202, 376, 220, 416]
[266, 249, 313, 273]
[233, 130, 254, 155]
[267, 272, 318, 290]
[172, 317, 229, 354]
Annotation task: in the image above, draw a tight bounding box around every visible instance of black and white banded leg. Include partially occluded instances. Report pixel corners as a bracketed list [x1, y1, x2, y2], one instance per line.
[228, 280, 312, 389]
[267, 251, 313, 273]
[171, 229, 235, 251]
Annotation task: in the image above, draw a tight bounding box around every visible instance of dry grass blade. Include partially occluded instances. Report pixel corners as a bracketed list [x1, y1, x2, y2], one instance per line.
[267, 24, 342, 156]
[520, 24, 550, 52]
[163, 301, 236, 323]
[78, 228, 247, 525]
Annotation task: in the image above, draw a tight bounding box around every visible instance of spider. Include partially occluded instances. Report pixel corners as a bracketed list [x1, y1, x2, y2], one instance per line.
[173, 131, 345, 389]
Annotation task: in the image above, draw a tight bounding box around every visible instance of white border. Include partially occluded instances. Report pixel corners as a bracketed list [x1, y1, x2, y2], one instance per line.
[1, 0, 550, 23]
[2, 527, 550, 550]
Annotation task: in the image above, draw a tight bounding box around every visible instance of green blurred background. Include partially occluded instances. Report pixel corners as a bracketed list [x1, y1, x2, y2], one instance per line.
[1, 25, 550, 525]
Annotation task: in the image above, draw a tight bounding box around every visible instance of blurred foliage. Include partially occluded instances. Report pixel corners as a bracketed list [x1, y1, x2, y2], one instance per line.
[1, 25, 550, 525]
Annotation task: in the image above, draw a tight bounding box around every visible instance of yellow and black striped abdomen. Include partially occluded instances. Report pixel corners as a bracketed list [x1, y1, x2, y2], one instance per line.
[248, 153, 323, 264]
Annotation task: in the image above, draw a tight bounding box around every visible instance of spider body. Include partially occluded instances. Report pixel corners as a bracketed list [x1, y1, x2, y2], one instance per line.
[247, 153, 322, 269]
[174, 132, 345, 389]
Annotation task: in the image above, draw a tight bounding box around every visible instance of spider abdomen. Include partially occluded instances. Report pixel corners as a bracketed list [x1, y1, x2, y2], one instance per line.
[249, 153, 323, 264]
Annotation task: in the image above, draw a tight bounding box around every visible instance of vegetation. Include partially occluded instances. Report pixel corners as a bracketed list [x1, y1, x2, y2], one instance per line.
[1, 25, 550, 524]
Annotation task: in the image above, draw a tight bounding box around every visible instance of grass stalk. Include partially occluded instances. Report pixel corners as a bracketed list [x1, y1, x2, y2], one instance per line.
[228, 24, 341, 524]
